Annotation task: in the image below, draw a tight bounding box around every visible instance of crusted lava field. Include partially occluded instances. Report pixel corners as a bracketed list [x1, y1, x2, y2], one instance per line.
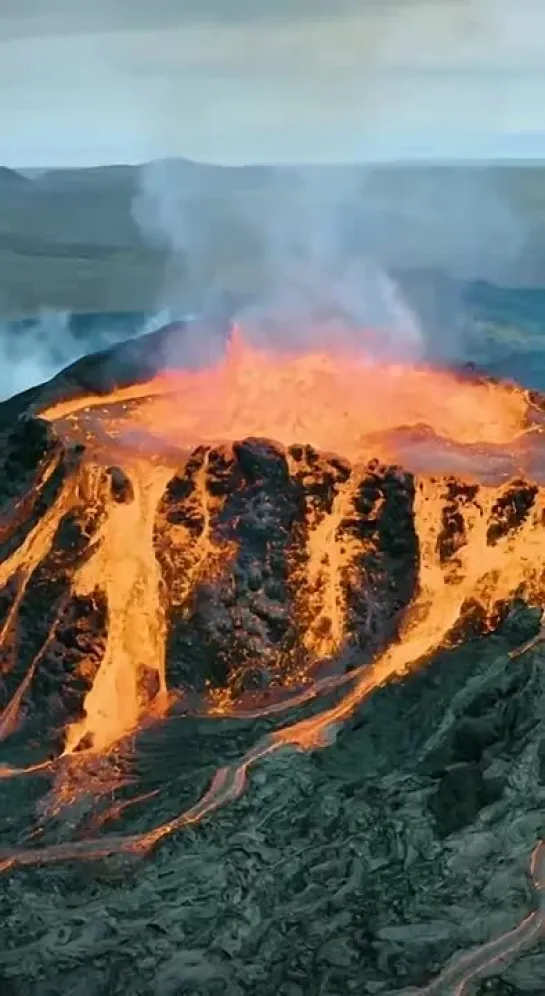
[0, 321, 544, 995]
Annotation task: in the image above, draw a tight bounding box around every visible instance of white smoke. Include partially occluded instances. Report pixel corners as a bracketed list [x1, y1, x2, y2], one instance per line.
[0, 309, 170, 401]
[131, 161, 427, 362]
[0, 311, 73, 400]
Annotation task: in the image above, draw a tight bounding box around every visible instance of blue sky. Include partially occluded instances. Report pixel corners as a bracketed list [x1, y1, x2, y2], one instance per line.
[1, 0, 544, 167]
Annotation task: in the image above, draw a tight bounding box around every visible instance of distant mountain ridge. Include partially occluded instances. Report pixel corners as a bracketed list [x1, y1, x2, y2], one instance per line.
[0, 166, 28, 185]
[3, 157, 545, 317]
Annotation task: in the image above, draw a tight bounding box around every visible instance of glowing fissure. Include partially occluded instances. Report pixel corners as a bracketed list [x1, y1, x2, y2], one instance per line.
[0, 467, 77, 691]
[290, 457, 363, 658]
[0, 448, 61, 548]
[156, 449, 235, 612]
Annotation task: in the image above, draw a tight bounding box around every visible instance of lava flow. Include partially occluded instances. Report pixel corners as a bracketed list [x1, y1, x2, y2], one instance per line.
[0, 323, 544, 981]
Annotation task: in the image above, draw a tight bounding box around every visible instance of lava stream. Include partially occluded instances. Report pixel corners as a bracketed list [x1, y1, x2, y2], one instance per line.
[0, 467, 78, 690]
[272, 476, 545, 754]
[63, 459, 173, 754]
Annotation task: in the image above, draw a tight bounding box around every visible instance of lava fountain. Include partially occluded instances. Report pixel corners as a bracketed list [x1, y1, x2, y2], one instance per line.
[0, 322, 544, 986]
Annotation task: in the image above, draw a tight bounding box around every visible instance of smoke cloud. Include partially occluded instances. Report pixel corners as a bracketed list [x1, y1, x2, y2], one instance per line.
[131, 161, 429, 362]
[131, 153, 534, 366]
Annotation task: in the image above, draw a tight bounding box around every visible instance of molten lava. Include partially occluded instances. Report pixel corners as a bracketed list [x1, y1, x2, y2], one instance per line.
[15, 328, 539, 744]
[0, 322, 543, 990]
[44, 325, 537, 462]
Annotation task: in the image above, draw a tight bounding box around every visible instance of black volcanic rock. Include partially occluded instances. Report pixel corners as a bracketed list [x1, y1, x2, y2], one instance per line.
[156, 439, 306, 695]
[430, 762, 493, 837]
[0, 417, 73, 565]
[153, 439, 419, 698]
[0, 415, 58, 502]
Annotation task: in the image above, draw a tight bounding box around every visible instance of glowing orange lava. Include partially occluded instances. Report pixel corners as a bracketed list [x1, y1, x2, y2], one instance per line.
[42, 325, 537, 462]
[0, 325, 540, 753]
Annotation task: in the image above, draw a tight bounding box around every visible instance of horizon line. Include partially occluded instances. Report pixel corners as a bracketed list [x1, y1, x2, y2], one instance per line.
[12, 154, 545, 174]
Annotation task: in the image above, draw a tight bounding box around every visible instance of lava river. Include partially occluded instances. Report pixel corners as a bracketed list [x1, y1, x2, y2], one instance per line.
[0, 325, 544, 989]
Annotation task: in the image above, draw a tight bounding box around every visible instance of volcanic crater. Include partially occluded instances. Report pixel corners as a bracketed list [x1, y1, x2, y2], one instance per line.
[0, 320, 544, 995]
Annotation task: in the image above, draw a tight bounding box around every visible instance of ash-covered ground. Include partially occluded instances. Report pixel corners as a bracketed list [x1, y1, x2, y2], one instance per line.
[0, 325, 543, 996]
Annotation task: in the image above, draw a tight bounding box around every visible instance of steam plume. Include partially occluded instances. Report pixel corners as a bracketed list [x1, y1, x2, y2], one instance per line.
[131, 161, 426, 362]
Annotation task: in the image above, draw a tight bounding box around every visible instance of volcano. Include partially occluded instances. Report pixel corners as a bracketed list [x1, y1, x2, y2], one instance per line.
[0, 319, 544, 995]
